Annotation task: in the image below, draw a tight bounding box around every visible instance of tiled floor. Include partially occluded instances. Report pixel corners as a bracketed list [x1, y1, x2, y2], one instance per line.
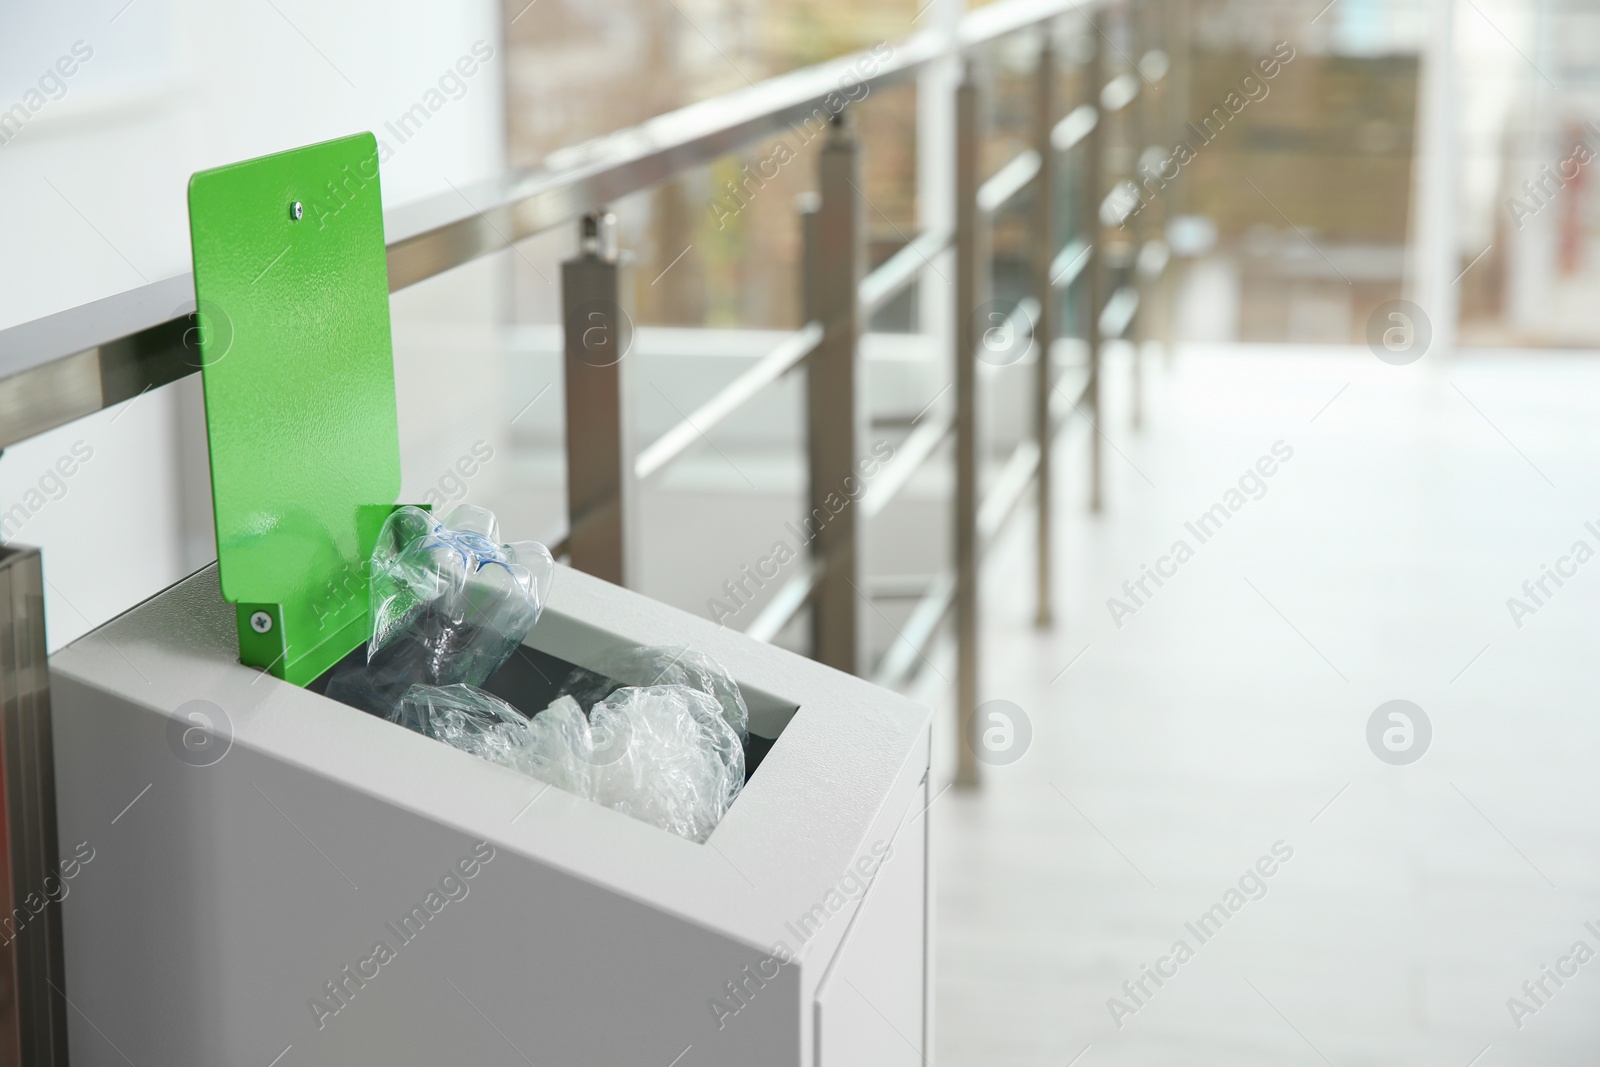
[920, 345, 1600, 1066]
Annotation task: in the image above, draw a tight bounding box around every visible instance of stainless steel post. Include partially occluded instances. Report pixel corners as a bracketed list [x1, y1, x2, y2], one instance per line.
[0, 545, 69, 1067]
[562, 212, 631, 586]
[1084, 14, 1107, 513]
[804, 115, 865, 675]
[1131, 0, 1155, 431]
[954, 64, 983, 789]
[1163, 0, 1190, 367]
[1032, 28, 1057, 628]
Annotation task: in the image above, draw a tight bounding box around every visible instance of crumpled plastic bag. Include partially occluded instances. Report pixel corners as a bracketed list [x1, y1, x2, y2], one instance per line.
[326, 504, 554, 716]
[390, 681, 532, 769]
[390, 680, 744, 843]
[560, 645, 749, 746]
[584, 685, 744, 840]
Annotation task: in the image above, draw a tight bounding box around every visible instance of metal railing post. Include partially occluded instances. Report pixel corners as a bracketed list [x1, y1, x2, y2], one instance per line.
[1032, 28, 1057, 629]
[1131, 2, 1155, 431]
[804, 115, 865, 675]
[1084, 16, 1107, 513]
[0, 545, 69, 1067]
[1163, 0, 1190, 368]
[954, 63, 983, 789]
[562, 212, 632, 585]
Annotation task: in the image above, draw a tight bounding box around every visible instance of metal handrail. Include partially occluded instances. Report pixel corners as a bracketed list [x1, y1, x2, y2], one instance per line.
[748, 391, 958, 644]
[746, 316, 1034, 646]
[860, 228, 953, 318]
[874, 571, 956, 688]
[867, 573, 943, 599]
[634, 321, 823, 481]
[989, 296, 1041, 361]
[636, 212, 961, 486]
[417, 18, 1152, 671]
[0, 0, 1112, 458]
[869, 353, 1092, 688]
[1137, 238, 1170, 279]
[864, 288, 1038, 523]
[980, 378, 1095, 548]
[1100, 183, 1138, 228]
[1051, 104, 1098, 152]
[862, 408, 956, 521]
[959, 0, 1100, 49]
[977, 150, 1041, 214]
[1100, 71, 1141, 112]
[1049, 238, 1092, 290]
[0, 0, 1177, 741]
[978, 439, 1042, 546]
[1099, 286, 1140, 339]
[743, 563, 819, 643]
[631, 0, 1170, 667]
[0, 275, 195, 452]
[1050, 361, 1093, 421]
[1137, 49, 1171, 83]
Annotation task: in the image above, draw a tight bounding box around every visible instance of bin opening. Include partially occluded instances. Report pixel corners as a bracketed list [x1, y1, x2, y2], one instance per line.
[308, 641, 786, 787]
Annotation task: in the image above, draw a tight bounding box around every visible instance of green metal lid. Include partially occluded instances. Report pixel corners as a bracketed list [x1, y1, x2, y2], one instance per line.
[187, 132, 401, 686]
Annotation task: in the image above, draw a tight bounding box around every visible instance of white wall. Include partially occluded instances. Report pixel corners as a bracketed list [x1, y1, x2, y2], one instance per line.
[0, 0, 506, 649]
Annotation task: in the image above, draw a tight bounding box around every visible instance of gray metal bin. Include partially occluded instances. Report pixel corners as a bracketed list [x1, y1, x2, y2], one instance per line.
[48, 561, 932, 1066]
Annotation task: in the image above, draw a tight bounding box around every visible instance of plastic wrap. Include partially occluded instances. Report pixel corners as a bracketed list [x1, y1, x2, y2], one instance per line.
[561, 645, 749, 746]
[586, 685, 744, 842]
[326, 504, 553, 716]
[390, 682, 531, 770]
[392, 681, 744, 843]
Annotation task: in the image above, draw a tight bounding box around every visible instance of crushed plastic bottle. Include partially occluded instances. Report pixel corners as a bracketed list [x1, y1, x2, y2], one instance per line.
[392, 680, 744, 843]
[560, 645, 749, 746]
[325, 504, 554, 716]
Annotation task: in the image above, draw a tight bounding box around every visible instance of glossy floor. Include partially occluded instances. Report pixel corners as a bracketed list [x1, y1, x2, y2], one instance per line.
[920, 345, 1600, 1066]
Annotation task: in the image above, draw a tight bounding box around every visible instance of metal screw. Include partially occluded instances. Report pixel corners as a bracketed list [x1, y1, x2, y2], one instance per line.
[250, 611, 273, 634]
[289, 201, 304, 221]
